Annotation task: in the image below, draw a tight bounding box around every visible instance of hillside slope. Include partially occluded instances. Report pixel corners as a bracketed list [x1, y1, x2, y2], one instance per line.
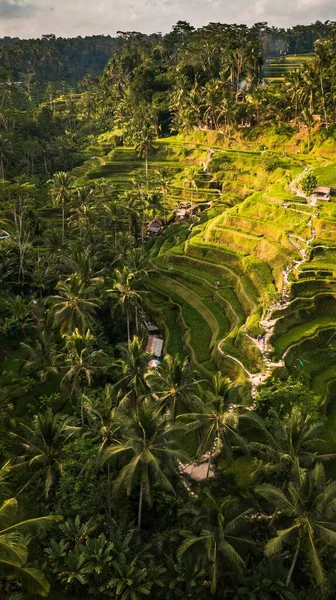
[74, 128, 336, 404]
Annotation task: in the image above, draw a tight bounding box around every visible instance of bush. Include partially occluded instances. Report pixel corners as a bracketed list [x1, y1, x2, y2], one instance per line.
[301, 172, 317, 196]
[262, 152, 280, 172]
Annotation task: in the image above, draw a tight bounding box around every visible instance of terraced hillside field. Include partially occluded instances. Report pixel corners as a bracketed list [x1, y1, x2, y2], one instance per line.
[72, 132, 336, 405]
[263, 54, 314, 84]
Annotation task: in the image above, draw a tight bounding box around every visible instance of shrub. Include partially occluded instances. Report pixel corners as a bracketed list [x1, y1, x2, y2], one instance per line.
[301, 172, 317, 196]
[262, 152, 280, 172]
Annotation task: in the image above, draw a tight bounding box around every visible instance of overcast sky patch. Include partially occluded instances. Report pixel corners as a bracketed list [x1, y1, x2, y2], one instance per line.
[0, 0, 335, 38]
[0, 0, 37, 19]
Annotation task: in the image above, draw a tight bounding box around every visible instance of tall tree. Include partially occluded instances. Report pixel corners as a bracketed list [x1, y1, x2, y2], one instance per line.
[12, 409, 78, 498]
[147, 354, 201, 424]
[256, 461, 336, 591]
[0, 495, 59, 596]
[51, 273, 100, 336]
[100, 401, 184, 530]
[178, 490, 253, 594]
[49, 171, 74, 246]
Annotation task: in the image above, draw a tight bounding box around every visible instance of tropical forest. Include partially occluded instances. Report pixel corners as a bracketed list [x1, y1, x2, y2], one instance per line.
[2, 19, 336, 599]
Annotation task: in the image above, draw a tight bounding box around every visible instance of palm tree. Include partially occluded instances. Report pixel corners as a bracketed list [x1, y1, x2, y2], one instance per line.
[0, 495, 59, 596]
[219, 94, 235, 136]
[120, 191, 140, 238]
[146, 354, 201, 424]
[84, 384, 122, 518]
[201, 79, 223, 130]
[21, 327, 58, 382]
[51, 273, 100, 336]
[251, 406, 335, 487]
[12, 408, 78, 498]
[314, 39, 331, 126]
[256, 461, 336, 591]
[103, 199, 126, 246]
[135, 129, 155, 178]
[48, 171, 74, 245]
[301, 108, 314, 152]
[65, 244, 104, 288]
[99, 401, 184, 530]
[286, 70, 302, 124]
[299, 64, 318, 118]
[60, 329, 106, 426]
[179, 374, 248, 477]
[155, 168, 171, 224]
[0, 133, 13, 180]
[107, 267, 142, 343]
[178, 490, 253, 594]
[114, 336, 151, 408]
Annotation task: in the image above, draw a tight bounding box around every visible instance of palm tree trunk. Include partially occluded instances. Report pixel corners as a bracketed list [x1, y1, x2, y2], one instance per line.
[163, 192, 167, 225]
[141, 203, 145, 246]
[126, 309, 131, 344]
[173, 396, 177, 425]
[16, 471, 40, 496]
[286, 538, 301, 587]
[206, 446, 213, 478]
[61, 199, 65, 246]
[80, 392, 84, 428]
[135, 304, 139, 335]
[107, 462, 112, 520]
[138, 481, 143, 531]
[320, 74, 328, 127]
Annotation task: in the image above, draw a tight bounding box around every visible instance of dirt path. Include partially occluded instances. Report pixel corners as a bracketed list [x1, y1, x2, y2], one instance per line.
[218, 168, 317, 401]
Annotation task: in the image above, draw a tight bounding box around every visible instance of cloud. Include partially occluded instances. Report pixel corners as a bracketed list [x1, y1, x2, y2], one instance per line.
[0, 0, 37, 19]
[0, 0, 335, 38]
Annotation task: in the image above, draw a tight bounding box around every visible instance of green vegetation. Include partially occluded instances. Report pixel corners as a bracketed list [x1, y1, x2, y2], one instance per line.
[2, 17, 336, 600]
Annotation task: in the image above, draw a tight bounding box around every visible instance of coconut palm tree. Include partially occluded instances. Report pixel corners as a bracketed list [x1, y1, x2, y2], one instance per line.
[201, 79, 223, 130]
[60, 329, 106, 426]
[99, 401, 184, 530]
[256, 460, 336, 591]
[286, 70, 303, 124]
[178, 490, 253, 594]
[84, 384, 122, 518]
[0, 133, 13, 180]
[299, 64, 318, 117]
[65, 244, 104, 288]
[135, 129, 155, 178]
[12, 408, 78, 498]
[48, 171, 74, 245]
[120, 191, 140, 238]
[251, 406, 335, 487]
[313, 39, 331, 126]
[179, 374, 249, 477]
[21, 327, 58, 383]
[107, 267, 142, 343]
[113, 336, 151, 408]
[146, 354, 201, 424]
[51, 273, 100, 336]
[0, 494, 59, 596]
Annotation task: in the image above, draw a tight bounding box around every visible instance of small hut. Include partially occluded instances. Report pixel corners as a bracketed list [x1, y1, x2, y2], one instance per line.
[312, 186, 331, 201]
[176, 201, 193, 220]
[146, 335, 163, 358]
[235, 91, 246, 103]
[146, 219, 163, 237]
[144, 320, 160, 335]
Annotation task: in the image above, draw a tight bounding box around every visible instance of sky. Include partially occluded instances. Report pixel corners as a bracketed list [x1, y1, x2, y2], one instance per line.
[0, 0, 335, 39]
